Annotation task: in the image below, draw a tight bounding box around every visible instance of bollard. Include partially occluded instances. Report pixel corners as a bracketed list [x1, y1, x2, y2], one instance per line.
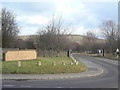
[37, 61, 41, 66]
[17, 61, 21, 67]
[73, 60, 76, 63]
[52, 62, 56, 66]
[75, 61, 79, 65]
[70, 62, 73, 65]
[81, 68, 83, 71]
[62, 62, 65, 65]
[117, 55, 119, 60]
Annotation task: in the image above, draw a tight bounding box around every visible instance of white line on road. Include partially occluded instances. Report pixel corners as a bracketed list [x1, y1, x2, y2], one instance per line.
[20, 85, 32, 88]
[3, 85, 14, 87]
[57, 87, 62, 88]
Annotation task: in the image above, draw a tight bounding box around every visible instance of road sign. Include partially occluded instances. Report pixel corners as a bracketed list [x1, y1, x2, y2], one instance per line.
[116, 48, 119, 53]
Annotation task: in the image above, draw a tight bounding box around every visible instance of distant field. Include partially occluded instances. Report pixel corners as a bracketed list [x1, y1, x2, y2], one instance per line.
[2, 57, 87, 74]
[18, 35, 106, 46]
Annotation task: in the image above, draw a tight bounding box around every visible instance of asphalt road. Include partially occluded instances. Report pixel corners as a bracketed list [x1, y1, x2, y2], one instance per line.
[2, 54, 118, 88]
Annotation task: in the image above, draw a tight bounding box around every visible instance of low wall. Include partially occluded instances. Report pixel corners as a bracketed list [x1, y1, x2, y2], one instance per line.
[4, 50, 37, 61]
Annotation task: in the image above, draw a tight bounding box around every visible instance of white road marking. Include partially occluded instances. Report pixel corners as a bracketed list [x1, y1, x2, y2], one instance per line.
[57, 87, 62, 88]
[21, 85, 32, 88]
[3, 85, 14, 87]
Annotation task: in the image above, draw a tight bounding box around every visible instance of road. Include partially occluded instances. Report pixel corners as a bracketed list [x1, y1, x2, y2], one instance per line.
[2, 54, 118, 88]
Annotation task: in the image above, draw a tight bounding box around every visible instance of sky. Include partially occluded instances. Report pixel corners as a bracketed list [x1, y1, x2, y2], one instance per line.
[1, 0, 118, 38]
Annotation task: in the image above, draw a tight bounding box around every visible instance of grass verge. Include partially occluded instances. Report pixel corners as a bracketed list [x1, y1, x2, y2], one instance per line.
[2, 57, 87, 74]
[79, 53, 120, 60]
[100, 54, 120, 60]
[0, 61, 1, 74]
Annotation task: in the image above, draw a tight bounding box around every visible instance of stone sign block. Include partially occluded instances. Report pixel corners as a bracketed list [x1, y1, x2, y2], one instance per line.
[3, 50, 37, 61]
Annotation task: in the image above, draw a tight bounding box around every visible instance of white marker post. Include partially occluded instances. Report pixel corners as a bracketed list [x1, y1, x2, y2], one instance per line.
[37, 61, 41, 66]
[116, 48, 119, 60]
[17, 61, 21, 67]
[52, 62, 56, 66]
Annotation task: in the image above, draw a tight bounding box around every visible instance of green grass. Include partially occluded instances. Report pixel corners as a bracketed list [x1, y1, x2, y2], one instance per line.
[81, 53, 120, 60]
[92, 54, 120, 60]
[0, 61, 2, 74]
[0, 57, 2, 73]
[2, 57, 87, 74]
[103, 54, 120, 60]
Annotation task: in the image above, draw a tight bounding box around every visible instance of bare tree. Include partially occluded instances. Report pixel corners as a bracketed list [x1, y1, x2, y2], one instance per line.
[99, 20, 118, 54]
[117, 32, 120, 51]
[35, 15, 69, 57]
[1, 8, 19, 48]
[0, 30, 2, 48]
[81, 31, 98, 53]
[54, 16, 68, 56]
[117, 24, 120, 51]
[13, 37, 35, 49]
[0, 9, 1, 48]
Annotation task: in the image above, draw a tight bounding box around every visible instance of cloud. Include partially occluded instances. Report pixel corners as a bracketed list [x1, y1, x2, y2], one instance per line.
[54, 0, 85, 14]
[0, 0, 118, 2]
[2, 1, 117, 37]
[19, 26, 39, 35]
[53, 0, 99, 29]
[17, 15, 50, 25]
[71, 26, 89, 35]
[92, 28, 103, 39]
[71, 25, 103, 38]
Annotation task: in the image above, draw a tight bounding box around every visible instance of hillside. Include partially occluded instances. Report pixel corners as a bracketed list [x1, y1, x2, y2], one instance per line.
[18, 34, 106, 45]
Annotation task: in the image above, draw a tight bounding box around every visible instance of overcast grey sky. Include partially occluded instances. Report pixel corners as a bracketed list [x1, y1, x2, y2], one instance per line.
[1, 0, 118, 38]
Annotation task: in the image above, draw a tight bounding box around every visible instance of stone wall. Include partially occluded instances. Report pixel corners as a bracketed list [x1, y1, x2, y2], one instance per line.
[4, 50, 37, 61]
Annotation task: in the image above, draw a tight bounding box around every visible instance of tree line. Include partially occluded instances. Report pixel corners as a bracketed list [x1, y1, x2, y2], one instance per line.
[1, 8, 120, 56]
